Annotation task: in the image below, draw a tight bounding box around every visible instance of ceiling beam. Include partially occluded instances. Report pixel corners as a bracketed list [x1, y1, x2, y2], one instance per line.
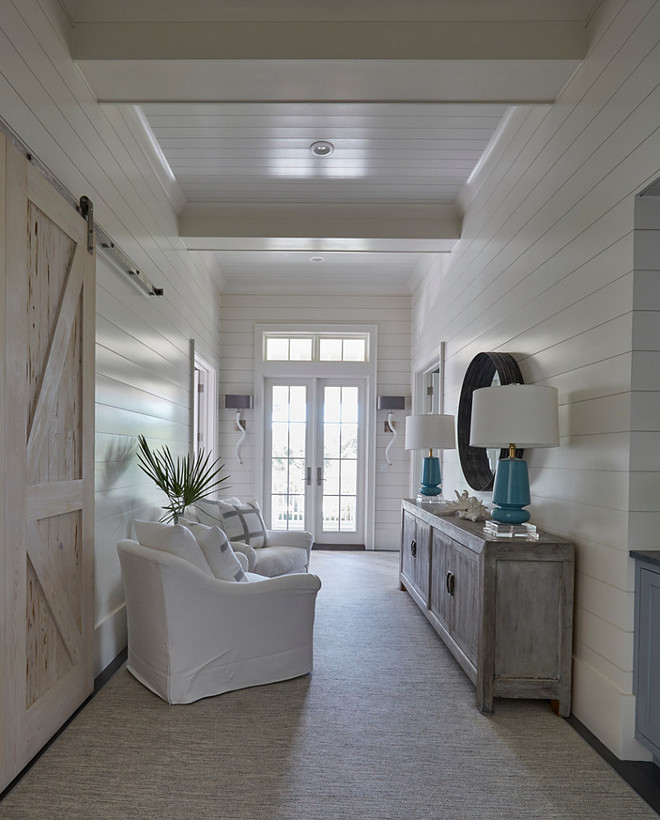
[71, 19, 584, 104]
[72, 21, 585, 61]
[179, 203, 460, 253]
[77, 60, 583, 105]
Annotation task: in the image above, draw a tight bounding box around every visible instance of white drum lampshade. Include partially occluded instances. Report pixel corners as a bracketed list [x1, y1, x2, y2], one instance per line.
[470, 384, 559, 524]
[405, 414, 456, 498]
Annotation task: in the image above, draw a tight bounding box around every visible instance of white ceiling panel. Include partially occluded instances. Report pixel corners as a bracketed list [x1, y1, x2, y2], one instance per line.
[212, 251, 427, 294]
[141, 102, 508, 205]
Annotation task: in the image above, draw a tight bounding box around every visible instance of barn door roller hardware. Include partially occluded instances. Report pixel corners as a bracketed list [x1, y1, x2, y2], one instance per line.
[0, 113, 164, 297]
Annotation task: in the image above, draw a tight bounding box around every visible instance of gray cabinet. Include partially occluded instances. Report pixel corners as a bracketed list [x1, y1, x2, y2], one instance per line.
[400, 509, 430, 606]
[400, 500, 575, 715]
[631, 551, 660, 762]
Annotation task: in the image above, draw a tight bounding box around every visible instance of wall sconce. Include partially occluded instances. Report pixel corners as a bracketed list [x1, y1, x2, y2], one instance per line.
[469, 384, 559, 524]
[225, 394, 253, 464]
[405, 414, 456, 499]
[377, 396, 406, 466]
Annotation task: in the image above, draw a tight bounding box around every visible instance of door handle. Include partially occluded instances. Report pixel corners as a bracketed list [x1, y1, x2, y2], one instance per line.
[306, 467, 312, 486]
[317, 467, 323, 486]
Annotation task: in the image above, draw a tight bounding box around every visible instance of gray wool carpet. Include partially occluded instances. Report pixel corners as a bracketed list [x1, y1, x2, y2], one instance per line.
[1, 551, 656, 819]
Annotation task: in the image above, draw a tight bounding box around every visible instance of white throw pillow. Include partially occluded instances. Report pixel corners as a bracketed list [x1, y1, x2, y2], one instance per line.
[195, 498, 269, 548]
[181, 521, 249, 583]
[133, 521, 213, 576]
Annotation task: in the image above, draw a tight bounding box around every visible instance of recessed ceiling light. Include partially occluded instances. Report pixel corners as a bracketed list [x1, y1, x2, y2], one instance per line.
[309, 256, 325, 263]
[310, 140, 335, 157]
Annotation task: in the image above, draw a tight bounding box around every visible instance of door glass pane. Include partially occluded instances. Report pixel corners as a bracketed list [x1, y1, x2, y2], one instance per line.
[324, 424, 341, 459]
[288, 423, 306, 458]
[289, 385, 307, 421]
[341, 497, 356, 530]
[271, 458, 289, 493]
[341, 460, 357, 495]
[323, 496, 340, 531]
[341, 388, 358, 422]
[270, 385, 307, 531]
[324, 386, 341, 422]
[272, 385, 290, 421]
[341, 423, 358, 458]
[321, 385, 359, 534]
[288, 495, 305, 530]
[324, 460, 340, 495]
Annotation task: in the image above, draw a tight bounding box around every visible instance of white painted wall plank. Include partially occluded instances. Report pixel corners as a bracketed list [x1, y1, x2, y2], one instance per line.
[411, 0, 660, 759]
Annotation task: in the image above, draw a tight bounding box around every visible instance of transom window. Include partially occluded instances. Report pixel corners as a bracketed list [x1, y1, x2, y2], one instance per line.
[263, 333, 369, 363]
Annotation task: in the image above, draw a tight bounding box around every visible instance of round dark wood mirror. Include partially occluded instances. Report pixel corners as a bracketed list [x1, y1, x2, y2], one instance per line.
[457, 352, 524, 491]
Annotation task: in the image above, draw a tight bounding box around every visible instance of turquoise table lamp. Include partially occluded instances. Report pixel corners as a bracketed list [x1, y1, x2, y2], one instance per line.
[405, 414, 456, 499]
[469, 384, 559, 524]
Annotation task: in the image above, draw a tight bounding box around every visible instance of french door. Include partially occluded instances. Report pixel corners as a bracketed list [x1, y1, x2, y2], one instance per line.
[264, 378, 366, 545]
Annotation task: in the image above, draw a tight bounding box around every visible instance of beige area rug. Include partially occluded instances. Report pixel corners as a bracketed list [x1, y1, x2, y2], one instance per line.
[0, 551, 656, 819]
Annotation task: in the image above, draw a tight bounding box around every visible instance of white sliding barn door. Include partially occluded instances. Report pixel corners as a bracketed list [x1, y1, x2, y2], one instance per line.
[1, 138, 95, 790]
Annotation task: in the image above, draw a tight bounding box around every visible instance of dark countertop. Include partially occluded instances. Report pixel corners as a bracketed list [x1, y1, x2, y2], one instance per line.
[629, 550, 660, 567]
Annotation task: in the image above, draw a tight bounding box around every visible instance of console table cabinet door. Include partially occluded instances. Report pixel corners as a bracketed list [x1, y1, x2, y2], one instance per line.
[400, 510, 430, 605]
[431, 531, 479, 664]
[401, 510, 416, 584]
[451, 541, 480, 664]
[492, 558, 563, 682]
[430, 530, 452, 631]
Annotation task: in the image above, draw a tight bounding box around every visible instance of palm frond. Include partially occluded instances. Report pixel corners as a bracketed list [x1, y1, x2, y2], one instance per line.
[136, 435, 229, 522]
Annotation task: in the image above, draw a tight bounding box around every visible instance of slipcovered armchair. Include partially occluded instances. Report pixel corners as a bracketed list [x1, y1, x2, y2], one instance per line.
[117, 537, 321, 704]
[187, 497, 313, 577]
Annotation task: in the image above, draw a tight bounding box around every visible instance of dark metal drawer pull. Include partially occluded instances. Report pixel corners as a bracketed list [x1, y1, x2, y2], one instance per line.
[446, 571, 455, 596]
[410, 539, 417, 558]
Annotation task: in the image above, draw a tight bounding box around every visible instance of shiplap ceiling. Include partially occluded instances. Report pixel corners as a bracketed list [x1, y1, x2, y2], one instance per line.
[140, 102, 507, 206]
[63, 0, 602, 294]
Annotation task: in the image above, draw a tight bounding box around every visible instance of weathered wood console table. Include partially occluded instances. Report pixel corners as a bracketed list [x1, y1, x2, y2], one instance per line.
[400, 499, 575, 715]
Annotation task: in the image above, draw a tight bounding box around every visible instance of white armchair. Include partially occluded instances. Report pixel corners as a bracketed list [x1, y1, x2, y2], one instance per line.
[117, 538, 321, 704]
[188, 498, 313, 577]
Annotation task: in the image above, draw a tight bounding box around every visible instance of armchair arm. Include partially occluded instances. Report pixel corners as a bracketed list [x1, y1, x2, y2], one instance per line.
[231, 540, 257, 571]
[235, 551, 249, 572]
[266, 530, 313, 550]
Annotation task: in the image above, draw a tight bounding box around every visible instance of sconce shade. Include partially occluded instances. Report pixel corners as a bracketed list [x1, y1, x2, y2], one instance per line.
[225, 394, 253, 410]
[377, 395, 406, 411]
[469, 385, 559, 448]
[405, 414, 456, 452]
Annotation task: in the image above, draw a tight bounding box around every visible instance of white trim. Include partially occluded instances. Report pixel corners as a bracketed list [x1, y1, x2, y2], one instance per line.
[255, 323, 377, 549]
[411, 343, 446, 495]
[93, 603, 127, 678]
[191, 342, 218, 460]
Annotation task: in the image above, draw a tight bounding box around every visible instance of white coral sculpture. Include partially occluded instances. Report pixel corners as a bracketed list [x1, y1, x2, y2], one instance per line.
[445, 490, 490, 522]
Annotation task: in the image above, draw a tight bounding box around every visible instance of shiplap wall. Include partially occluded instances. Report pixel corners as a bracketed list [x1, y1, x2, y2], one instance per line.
[0, 0, 224, 674]
[412, 0, 660, 759]
[219, 293, 411, 549]
[632, 194, 660, 556]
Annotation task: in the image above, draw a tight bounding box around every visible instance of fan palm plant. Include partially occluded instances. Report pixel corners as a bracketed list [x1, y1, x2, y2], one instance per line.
[136, 435, 229, 523]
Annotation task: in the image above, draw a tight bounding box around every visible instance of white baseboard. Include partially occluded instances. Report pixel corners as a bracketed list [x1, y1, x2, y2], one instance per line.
[94, 603, 127, 677]
[572, 655, 653, 761]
